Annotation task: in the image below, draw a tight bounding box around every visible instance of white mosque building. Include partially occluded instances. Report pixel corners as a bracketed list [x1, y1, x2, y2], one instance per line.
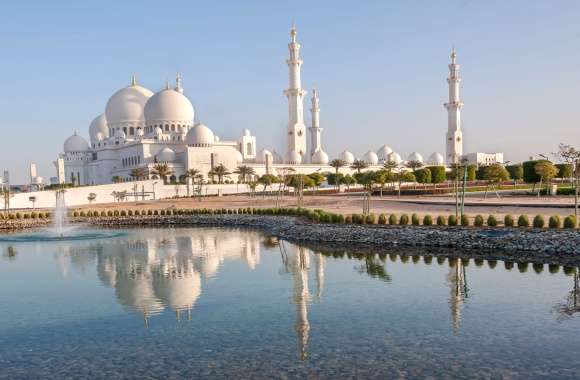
[57, 26, 456, 186]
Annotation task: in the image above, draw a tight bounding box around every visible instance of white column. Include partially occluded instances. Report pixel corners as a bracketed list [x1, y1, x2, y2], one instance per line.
[284, 25, 307, 162]
[444, 49, 464, 164]
[309, 88, 323, 157]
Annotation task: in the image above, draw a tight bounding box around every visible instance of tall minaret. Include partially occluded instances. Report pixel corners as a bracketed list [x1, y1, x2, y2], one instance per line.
[284, 24, 307, 163]
[444, 48, 464, 164]
[309, 88, 323, 158]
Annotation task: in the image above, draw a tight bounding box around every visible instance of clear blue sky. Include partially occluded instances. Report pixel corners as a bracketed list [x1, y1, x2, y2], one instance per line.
[1, 1, 579, 183]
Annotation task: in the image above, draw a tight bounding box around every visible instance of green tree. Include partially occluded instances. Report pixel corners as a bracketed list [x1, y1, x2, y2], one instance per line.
[427, 166, 446, 185]
[308, 172, 325, 194]
[330, 159, 347, 175]
[481, 164, 510, 198]
[111, 175, 122, 183]
[129, 167, 148, 181]
[87, 193, 97, 204]
[233, 165, 256, 184]
[343, 174, 356, 192]
[556, 163, 573, 180]
[506, 164, 523, 188]
[523, 160, 550, 183]
[414, 168, 432, 185]
[535, 161, 559, 191]
[326, 173, 345, 187]
[373, 170, 390, 197]
[151, 163, 174, 184]
[350, 159, 368, 173]
[209, 164, 231, 184]
[258, 174, 278, 194]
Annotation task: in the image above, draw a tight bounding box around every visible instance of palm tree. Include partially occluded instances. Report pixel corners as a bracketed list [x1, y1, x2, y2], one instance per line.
[129, 167, 148, 181]
[350, 159, 368, 173]
[111, 175, 122, 183]
[383, 159, 399, 191]
[151, 163, 174, 184]
[87, 193, 97, 204]
[233, 165, 256, 184]
[209, 164, 230, 184]
[330, 159, 347, 175]
[185, 169, 200, 196]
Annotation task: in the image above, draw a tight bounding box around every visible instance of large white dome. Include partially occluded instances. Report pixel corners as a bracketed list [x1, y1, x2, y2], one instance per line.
[186, 123, 214, 146]
[64, 132, 90, 152]
[285, 150, 302, 164]
[89, 114, 108, 142]
[311, 150, 329, 165]
[407, 152, 424, 163]
[362, 150, 379, 165]
[105, 82, 153, 126]
[156, 147, 176, 162]
[386, 151, 402, 165]
[144, 88, 194, 126]
[427, 152, 445, 166]
[339, 150, 355, 164]
[377, 145, 393, 161]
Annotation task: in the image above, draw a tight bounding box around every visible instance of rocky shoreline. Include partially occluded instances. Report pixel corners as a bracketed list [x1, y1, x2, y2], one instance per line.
[2, 214, 579, 265]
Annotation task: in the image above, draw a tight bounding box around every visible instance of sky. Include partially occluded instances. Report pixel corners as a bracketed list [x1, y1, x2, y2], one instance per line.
[0, 0, 579, 183]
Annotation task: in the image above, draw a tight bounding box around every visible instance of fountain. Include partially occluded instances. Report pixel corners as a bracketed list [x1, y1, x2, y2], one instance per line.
[0, 188, 124, 242]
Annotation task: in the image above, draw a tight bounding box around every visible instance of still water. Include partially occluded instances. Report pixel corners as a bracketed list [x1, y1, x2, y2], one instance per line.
[0, 227, 579, 379]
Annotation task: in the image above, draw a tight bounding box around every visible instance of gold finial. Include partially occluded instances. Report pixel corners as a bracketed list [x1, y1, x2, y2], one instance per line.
[451, 46, 457, 63]
[131, 74, 137, 86]
[290, 22, 297, 42]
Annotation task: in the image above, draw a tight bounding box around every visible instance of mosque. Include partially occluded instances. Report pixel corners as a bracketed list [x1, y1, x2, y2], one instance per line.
[57, 26, 459, 186]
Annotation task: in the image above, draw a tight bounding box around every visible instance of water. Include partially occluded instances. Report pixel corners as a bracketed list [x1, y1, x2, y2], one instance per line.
[0, 227, 579, 379]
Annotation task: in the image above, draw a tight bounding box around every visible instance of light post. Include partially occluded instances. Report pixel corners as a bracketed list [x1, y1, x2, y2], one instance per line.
[152, 181, 158, 200]
[538, 154, 549, 198]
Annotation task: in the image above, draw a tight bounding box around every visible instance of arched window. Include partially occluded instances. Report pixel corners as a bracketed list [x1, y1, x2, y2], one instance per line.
[130, 127, 135, 135]
[246, 142, 252, 156]
[165, 124, 169, 132]
[171, 124, 175, 131]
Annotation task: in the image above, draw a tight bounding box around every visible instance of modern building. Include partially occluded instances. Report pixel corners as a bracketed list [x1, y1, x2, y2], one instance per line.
[463, 152, 505, 167]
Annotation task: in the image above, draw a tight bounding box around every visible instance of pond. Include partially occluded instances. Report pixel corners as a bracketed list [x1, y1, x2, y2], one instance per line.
[0, 227, 579, 379]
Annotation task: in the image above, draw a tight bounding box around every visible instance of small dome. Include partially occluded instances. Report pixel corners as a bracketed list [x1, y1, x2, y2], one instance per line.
[427, 152, 445, 166]
[214, 135, 220, 143]
[89, 114, 108, 142]
[105, 82, 153, 126]
[285, 150, 302, 164]
[386, 151, 402, 165]
[156, 147, 175, 162]
[377, 145, 393, 161]
[407, 152, 424, 163]
[243, 129, 251, 137]
[311, 150, 329, 165]
[186, 123, 214, 146]
[362, 150, 379, 165]
[95, 132, 105, 142]
[258, 149, 273, 164]
[339, 150, 355, 164]
[64, 132, 90, 152]
[144, 88, 194, 126]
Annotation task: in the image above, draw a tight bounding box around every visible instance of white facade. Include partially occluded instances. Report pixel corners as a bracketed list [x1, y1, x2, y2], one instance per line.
[444, 49, 464, 164]
[463, 152, 504, 166]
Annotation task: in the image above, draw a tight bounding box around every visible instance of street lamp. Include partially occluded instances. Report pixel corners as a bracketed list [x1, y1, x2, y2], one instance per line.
[152, 181, 158, 200]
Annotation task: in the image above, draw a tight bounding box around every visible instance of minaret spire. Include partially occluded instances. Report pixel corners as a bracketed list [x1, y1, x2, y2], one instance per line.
[444, 47, 464, 164]
[131, 74, 137, 86]
[284, 23, 307, 163]
[175, 73, 183, 93]
[309, 88, 323, 158]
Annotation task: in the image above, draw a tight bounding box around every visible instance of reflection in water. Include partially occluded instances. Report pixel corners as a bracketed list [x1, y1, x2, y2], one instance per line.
[3, 246, 17, 261]
[447, 258, 469, 335]
[554, 273, 580, 320]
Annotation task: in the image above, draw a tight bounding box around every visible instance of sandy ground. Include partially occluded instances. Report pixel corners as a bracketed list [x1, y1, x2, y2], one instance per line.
[73, 192, 578, 219]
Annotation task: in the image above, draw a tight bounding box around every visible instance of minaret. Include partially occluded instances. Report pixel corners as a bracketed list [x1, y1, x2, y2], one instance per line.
[175, 73, 183, 94]
[284, 24, 307, 163]
[444, 48, 464, 164]
[309, 88, 323, 158]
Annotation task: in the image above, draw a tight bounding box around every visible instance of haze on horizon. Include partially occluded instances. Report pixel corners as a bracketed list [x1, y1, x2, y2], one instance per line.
[0, 1, 579, 183]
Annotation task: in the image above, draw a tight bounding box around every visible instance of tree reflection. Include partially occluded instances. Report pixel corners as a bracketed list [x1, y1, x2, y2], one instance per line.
[356, 254, 392, 283]
[554, 272, 580, 320]
[2, 246, 17, 261]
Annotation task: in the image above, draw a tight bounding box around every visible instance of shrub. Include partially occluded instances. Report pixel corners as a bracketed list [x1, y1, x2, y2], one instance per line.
[411, 213, 420, 226]
[517, 214, 530, 227]
[504, 214, 514, 227]
[23, 213, 30, 219]
[533, 215, 544, 228]
[153, 210, 159, 216]
[460, 214, 469, 226]
[160, 210, 166, 216]
[120, 210, 127, 217]
[72, 211, 79, 217]
[474, 215, 484, 226]
[389, 214, 397, 225]
[399, 214, 409, 225]
[564, 215, 577, 228]
[549, 215, 561, 229]
[365, 213, 376, 224]
[107, 210, 113, 217]
[8, 213, 15, 219]
[436, 215, 446, 226]
[311, 212, 321, 222]
[31, 211, 38, 218]
[423, 215, 433, 226]
[448, 214, 458, 226]
[345, 215, 353, 223]
[378, 213, 387, 225]
[127, 210, 133, 216]
[487, 215, 498, 227]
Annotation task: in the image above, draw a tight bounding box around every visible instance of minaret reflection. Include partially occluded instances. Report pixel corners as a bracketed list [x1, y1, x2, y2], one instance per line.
[314, 253, 324, 299]
[281, 243, 314, 360]
[447, 258, 469, 334]
[554, 271, 580, 320]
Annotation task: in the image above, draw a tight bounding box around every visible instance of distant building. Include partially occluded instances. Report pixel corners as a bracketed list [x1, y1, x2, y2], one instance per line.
[463, 152, 504, 166]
